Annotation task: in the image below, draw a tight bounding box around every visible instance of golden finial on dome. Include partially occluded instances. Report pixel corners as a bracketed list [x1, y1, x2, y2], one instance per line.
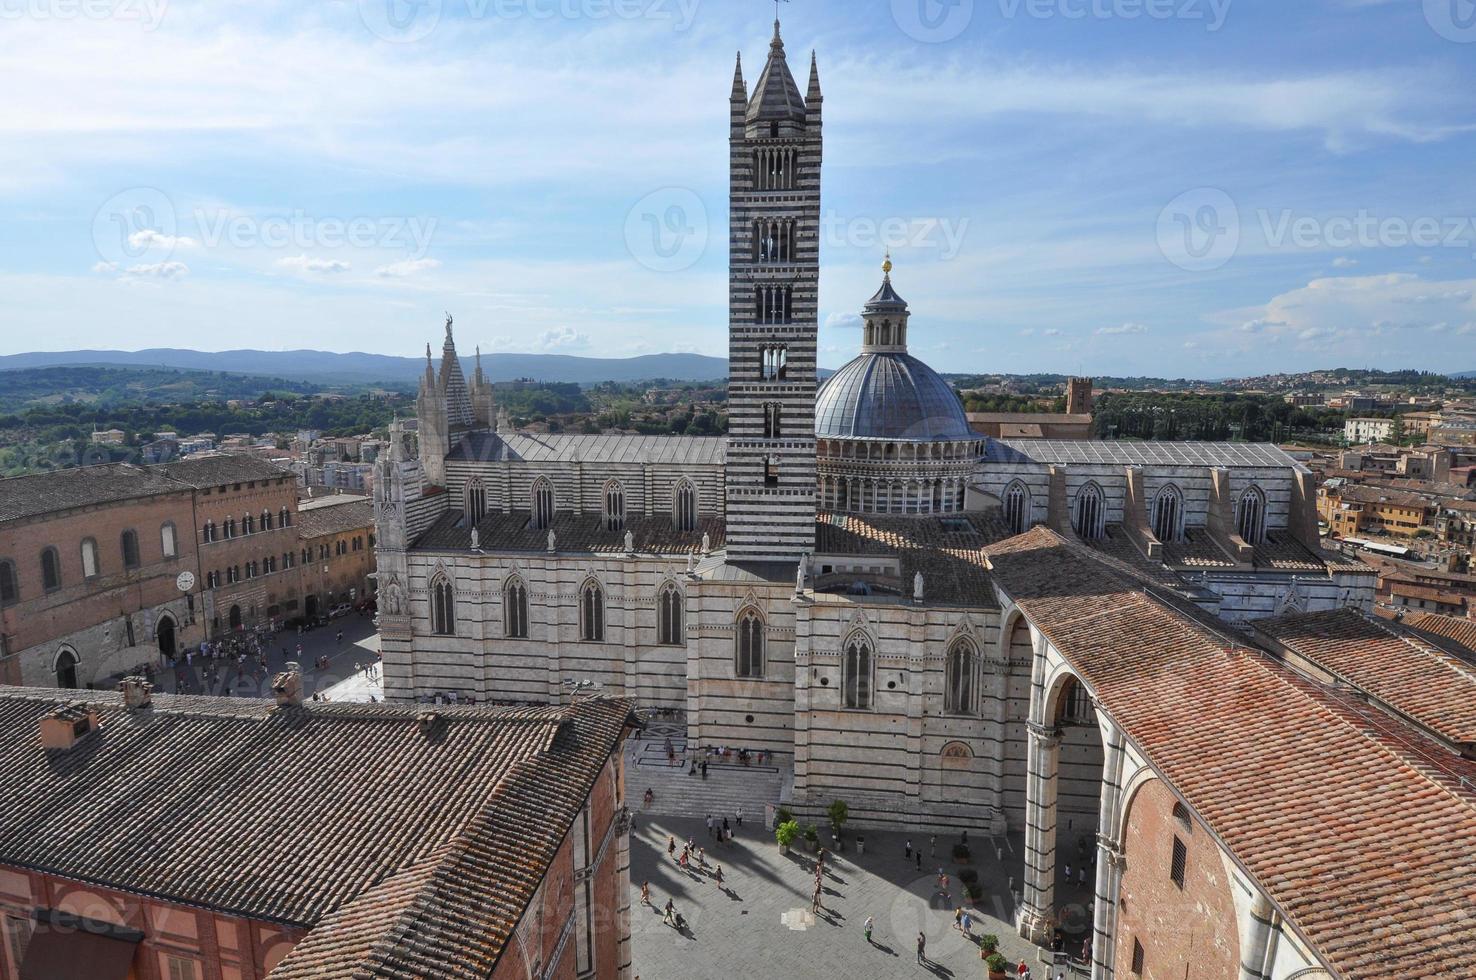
[882, 252, 892, 277]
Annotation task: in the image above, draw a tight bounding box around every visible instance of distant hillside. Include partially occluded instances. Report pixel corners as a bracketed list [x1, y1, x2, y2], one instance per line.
[0, 348, 729, 385]
[0, 365, 337, 414]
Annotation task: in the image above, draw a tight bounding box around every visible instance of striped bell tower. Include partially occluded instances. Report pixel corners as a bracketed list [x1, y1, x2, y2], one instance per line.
[725, 20, 821, 563]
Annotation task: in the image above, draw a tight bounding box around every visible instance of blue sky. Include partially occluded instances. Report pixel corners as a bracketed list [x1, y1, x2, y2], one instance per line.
[1, 0, 1474, 377]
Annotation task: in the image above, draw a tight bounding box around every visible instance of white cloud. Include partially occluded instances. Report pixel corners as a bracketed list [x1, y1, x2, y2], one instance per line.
[121, 261, 189, 279]
[277, 254, 350, 274]
[1043, 328, 1063, 337]
[91, 261, 118, 274]
[1331, 256, 1358, 268]
[825, 312, 863, 330]
[538, 326, 589, 350]
[375, 258, 441, 279]
[1096, 322, 1148, 335]
[128, 229, 198, 250]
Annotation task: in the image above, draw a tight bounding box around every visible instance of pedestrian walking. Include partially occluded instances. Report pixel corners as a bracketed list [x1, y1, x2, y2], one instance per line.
[863, 914, 874, 944]
[698, 847, 706, 867]
[663, 899, 676, 926]
[723, 816, 730, 837]
[954, 908, 964, 932]
[715, 865, 724, 889]
[1065, 861, 1073, 881]
[736, 805, 743, 827]
[916, 932, 926, 964]
[667, 836, 676, 859]
[640, 881, 650, 905]
[905, 839, 912, 860]
[811, 880, 822, 913]
[961, 909, 972, 935]
[1079, 866, 1088, 886]
[1017, 958, 1031, 978]
[930, 834, 937, 857]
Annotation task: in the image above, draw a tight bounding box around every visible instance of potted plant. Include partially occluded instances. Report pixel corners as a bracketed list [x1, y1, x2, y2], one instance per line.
[985, 952, 1010, 979]
[802, 823, 820, 853]
[775, 805, 793, 827]
[775, 819, 799, 855]
[827, 799, 849, 851]
[980, 934, 999, 955]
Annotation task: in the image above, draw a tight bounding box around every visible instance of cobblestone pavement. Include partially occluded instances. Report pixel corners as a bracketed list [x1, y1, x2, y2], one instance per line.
[629, 814, 1093, 980]
[101, 615, 381, 702]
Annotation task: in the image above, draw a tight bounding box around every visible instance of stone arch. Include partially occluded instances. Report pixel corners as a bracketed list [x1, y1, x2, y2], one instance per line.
[1150, 481, 1184, 543]
[1072, 480, 1106, 540]
[53, 645, 81, 688]
[155, 610, 179, 659]
[841, 627, 875, 709]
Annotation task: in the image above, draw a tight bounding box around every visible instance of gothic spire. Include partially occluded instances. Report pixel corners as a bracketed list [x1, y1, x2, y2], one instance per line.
[731, 51, 745, 101]
[807, 49, 821, 101]
[746, 18, 806, 126]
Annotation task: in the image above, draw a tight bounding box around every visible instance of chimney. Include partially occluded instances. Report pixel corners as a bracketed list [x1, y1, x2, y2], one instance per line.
[272, 663, 304, 707]
[39, 703, 99, 751]
[119, 676, 153, 710]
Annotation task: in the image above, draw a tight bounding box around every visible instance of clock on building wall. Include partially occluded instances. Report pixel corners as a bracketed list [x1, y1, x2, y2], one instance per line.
[176, 571, 196, 593]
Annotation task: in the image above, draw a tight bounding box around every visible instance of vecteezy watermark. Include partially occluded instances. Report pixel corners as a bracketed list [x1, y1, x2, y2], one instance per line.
[891, 0, 975, 42]
[624, 187, 707, 273]
[821, 211, 969, 260]
[892, 0, 1231, 41]
[1423, 0, 1476, 42]
[1156, 187, 1240, 272]
[91, 187, 438, 277]
[996, 0, 1232, 30]
[358, 0, 700, 43]
[1257, 209, 1476, 254]
[0, 0, 168, 29]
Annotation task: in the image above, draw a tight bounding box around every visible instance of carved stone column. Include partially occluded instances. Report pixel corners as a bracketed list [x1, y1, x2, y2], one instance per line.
[1018, 720, 1061, 943]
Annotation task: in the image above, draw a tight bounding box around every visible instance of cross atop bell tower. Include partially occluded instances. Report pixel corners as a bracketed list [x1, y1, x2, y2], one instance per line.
[725, 20, 821, 563]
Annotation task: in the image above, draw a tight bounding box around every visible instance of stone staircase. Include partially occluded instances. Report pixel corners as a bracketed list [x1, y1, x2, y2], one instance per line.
[626, 719, 785, 820]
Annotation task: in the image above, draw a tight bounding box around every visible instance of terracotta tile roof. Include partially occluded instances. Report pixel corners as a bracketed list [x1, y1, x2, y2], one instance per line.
[813, 511, 1012, 606]
[1324, 484, 1434, 509]
[1402, 612, 1476, 658]
[296, 497, 375, 539]
[414, 509, 724, 555]
[1256, 608, 1476, 749]
[1388, 581, 1468, 607]
[0, 453, 292, 523]
[0, 686, 631, 980]
[982, 528, 1476, 976]
[0, 463, 185, 522]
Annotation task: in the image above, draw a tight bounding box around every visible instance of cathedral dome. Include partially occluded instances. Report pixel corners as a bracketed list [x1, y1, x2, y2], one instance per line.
[815, 352, 974, 441]
[815, 260, 974, 442]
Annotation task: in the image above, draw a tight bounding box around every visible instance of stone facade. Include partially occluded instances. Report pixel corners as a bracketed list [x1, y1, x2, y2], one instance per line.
[374, 24, 1375, 842]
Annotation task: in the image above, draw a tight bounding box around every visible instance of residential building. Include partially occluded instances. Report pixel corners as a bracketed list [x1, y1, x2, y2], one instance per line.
[0, 683, 636, 980]
[1344, 417, 1396, 444]
[1318, 481, 1434, 538]
[296, 494, 376, 618]
[89, 429, 125, 445]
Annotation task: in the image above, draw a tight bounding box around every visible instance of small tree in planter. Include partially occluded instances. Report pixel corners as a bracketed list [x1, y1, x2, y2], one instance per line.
[802, 823, 820, 852]
[827, 800, 849, 850]
[776, 806, 794, 827]
[985, 952, 1010, 979]
[980, 934, 1000, 954]
[775, 819, 799, 854]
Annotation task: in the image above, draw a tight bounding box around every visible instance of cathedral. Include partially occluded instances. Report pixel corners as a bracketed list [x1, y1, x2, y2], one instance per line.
[372, 21, 1376, 843]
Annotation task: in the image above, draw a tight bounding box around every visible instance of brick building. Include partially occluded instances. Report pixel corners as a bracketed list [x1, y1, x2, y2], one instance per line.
[0, 454, 378, 690]
[0, 681, 636, 980]
[1317, 481, 1433, 538]
[0, 466, 202, 689]
[295, 494, 376, 618]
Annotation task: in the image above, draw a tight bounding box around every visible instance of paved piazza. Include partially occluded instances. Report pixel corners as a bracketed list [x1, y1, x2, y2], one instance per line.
[629, 813, 1092, 979]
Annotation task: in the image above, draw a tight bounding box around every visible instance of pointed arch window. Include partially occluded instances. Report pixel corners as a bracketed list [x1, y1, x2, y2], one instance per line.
[1004, 481, 1030, 535]
[430, 574, 455, 636]
[504, 577, 528, 639]
[120, 529, 141, 570]
[580, 580, 605, 642]
[466, 480, 487, 525]
[604, 480, 626, 533]
[262, 509, 273, 531]
[674, 480, 697, 532]
[40, 547, 62, 593]
[843, 634, 873, 709]
[1072, 482, 1105, 541]
[658, 583, 684, 646]
[1151, 483, 1184, 543]
[280, 507, 292, 528]
[80, 538, 99, 580]
[1236, 485, 1266, 545]
[735, 608, 765, 678]
[243, 514, 255, 535]
[945, 639, 977, 714]
[532, 477, 556, 531]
